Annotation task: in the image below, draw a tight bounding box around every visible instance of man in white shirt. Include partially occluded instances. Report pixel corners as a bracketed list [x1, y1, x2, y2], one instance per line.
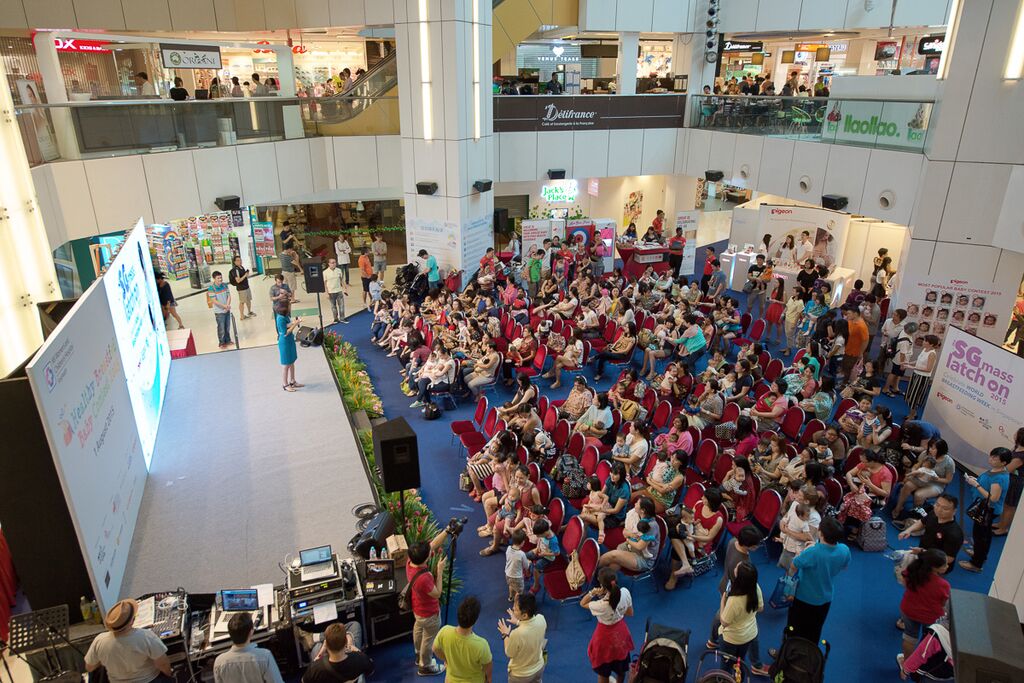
[497, 593, 547, 683]
[795, 230, 814, 264]
[334, 235, 352, 287]
[324, 258, 347, 324]
[135, 72, 157, 97]
[85, 599, 173, 683]
[884, 320, 917, 396]
[213, 613, 284, 683]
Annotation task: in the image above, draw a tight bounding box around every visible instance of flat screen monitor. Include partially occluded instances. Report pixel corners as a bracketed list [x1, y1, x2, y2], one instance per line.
[299, 545, 332, 566]
[221, 589, 259, 611]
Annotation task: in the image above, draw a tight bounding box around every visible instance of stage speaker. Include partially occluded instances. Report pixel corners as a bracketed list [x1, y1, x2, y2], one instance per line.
[416, 181, 438, 195]
[704, 170, 724, 182]
[472, 179, 493, 193]
[373, 417, 420, 493]
[298, 326, 323, 347]
[365, 591, 414, 646]
[494, 207, 509, 234]
[821, 194, 849, 211]
[215, 195, 240, 211]
[547, 169, 566, 180]
[349, 511, 395, 559]
[950, 589, 1024, 682]
[302, 258, 325, 293]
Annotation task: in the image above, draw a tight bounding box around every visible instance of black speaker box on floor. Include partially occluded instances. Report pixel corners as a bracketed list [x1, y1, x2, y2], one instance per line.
[301, 258, 325, 293]
[365, 590, 414, 646]
[349, 511, 395, 558]
[298, 326, 323, 347]
[949, 589, 1024, 682]
[373, 417, 421, 492]
[215, 195, 240, 211]
[494, 207, 509, 234]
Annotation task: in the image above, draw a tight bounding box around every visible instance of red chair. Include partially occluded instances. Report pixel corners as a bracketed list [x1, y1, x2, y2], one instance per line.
[823, 478, 843, 508]
[640, 387, 657, 415]
[451, 396, 488, 443]
[651, 400, 672, 431]
[581, 446, 599, 477]
[552, 419, 571, 451]
[589, 321, 619, 352]
[596, 459, 611, 486]
[725, 489, 783, 542]
[536, 478, 552, 505]
[567, 431, 586, 460]
[799, 419, 826, 448]
[459, 407, 498, 453]
[548, 498, 566, 534]
[793, 348, 807, 364]
[693, 439, 719, 478]
[517, 345, 549, 379]
[758, 350, 771, 373]
[642, 316, 657, 331]
[732, 319, 766, 349]
[712, 452, 734, 485]
[686, 426, 702, 448]
[843, 446, 864, 478]
[832, 397, 857, 421]
[517, 446, 529, 465]
[781, 406, 806, 441]
[682, 483, 706, 510]
[543, 405, 558, 432]
[543, 516, 586, 575]
[721, 401, 740, 425]
[543, 537, 599, 602]
[528, 462, 541, 484]
[738, 313, 753, 336]
[764, 358, 784, 382]
[537, 395, 550, 419]
[691, 382, 707, 399]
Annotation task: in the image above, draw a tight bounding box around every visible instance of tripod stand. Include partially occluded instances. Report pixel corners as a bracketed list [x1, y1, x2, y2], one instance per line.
[440, 519, 466, 626]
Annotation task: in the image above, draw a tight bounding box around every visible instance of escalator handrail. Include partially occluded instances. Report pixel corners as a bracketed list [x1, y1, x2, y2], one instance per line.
[327, 51, 396, 99]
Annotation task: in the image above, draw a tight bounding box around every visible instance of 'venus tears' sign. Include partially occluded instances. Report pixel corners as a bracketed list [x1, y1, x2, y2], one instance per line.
[540, 103, 598, 128]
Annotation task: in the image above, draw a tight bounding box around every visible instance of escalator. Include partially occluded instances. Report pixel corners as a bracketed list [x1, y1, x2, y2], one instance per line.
[305, 51, 399, 136]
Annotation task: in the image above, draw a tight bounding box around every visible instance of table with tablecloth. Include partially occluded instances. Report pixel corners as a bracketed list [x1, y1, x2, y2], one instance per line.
[617, 243, 670, 279]
[167, 328, 196, 359]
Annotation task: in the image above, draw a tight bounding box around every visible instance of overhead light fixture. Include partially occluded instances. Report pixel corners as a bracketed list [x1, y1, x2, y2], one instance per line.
[419, 0, 433, 140]
[356, 201, 364, 211]
[751, 53, 764, 65]
[815, 47, 831, 61]
[1006, 0, 1024, 79]
[781, 50, 796, 64]
[937, 0, 961, 79]
[472, 0, 481, 139]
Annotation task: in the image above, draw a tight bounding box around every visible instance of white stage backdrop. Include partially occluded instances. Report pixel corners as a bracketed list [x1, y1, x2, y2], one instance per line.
[103, 221, 171, 468]
[26, 283, 148, 611]
[923, 326, 1021, 472]
[758, 204, 851, 270]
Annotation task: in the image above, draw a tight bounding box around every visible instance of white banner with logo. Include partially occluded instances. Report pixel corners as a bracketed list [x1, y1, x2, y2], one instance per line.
[923, 327, 1022, 472]
[758, 204, 851, 270]
[406, 218, 460, 277]
[460, 215, 494, 283]
[520, 219, 565, 257]
[160, 44, 222, 69]
[676, 211, 699, 276]
[822, 100, 930, 151]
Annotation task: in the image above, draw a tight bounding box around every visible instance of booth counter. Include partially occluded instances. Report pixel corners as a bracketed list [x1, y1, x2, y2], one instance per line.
[719, 250, 761, 291]
[618, 243, 670, 279]
[775, 264, 857, 307]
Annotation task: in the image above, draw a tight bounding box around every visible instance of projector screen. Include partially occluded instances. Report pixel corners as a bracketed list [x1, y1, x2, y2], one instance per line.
[26, 282, 148, 611]
[102, 220, 171, 469]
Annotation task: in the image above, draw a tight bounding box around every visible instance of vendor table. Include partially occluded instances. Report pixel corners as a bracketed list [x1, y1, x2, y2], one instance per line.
[618, 243, 670, 279]
[167, 328, 197, 359]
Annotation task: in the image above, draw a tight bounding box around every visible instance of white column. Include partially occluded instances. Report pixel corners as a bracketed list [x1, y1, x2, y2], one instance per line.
[0, 63, 60, 376]
[617, 32, 640, 95]
[32, 32, 80, 160]
[395, 0, 495, 281]
[273, 47, 304, 139]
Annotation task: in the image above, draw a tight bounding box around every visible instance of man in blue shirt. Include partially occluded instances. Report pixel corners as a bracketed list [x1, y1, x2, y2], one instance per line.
[418, 249, 441, 289]
[784, 516, 850, 643]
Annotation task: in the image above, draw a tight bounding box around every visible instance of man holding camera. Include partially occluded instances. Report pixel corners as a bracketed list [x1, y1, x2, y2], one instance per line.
[406, 528, 451, 676]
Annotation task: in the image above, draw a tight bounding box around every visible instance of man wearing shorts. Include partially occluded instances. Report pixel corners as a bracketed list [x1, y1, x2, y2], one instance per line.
[371, 233, 388, 276]
[228, 256, 255, 319]
[358, 248, 374, 305]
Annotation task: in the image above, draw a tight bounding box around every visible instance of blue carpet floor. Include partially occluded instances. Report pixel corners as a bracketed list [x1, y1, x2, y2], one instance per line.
[330, 283, 1004, 682]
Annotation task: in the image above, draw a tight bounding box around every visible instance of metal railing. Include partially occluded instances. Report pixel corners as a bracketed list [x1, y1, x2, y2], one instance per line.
[689, 94, 933, 152]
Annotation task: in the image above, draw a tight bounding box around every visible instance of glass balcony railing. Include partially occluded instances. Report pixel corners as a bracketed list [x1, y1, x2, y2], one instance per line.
[15, 95, 399, 166]
[689, 94, 933, 152]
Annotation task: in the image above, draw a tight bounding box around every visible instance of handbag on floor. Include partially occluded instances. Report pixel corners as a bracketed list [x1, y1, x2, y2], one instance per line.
[857, 516, 887, 552]
[691, 551, 717, 577]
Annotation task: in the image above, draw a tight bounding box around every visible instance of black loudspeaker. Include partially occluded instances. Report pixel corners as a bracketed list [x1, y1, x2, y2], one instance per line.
[302, 258, 325, 293]
[949, 589, 1024, 682]
[215, 195, 240, 210]
[349, 511, 395, 558]
[373, 417, 421, 492]
[365, 591, 414, 646]
[494, 207, 509, 234]
[547, 169, 566, 180]
[473, 179, 493, 192]
[821, 194, 849, 211]
[705, 170, 724, 182]
[416, 181, 438, 195]
[298, 326, 323, 347]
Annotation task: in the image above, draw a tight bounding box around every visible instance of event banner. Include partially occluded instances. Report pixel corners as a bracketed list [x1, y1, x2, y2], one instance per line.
[923, 326, 1021, 472]
[675, 211, 699, 276]
[460, 215, 494, 283]
[822, 100, 930, 151]
[758, 204, 851, 270]
[102, 221, 171, 469]
[26, 284, 148, 611]
[406, 218, 460, 277]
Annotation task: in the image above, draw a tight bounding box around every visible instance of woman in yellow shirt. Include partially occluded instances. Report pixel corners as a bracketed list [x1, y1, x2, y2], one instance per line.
[716, 561, 766, 674]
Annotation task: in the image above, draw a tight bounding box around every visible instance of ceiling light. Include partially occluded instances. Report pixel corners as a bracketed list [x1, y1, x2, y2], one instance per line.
[1006, 0, 1024, 79]
[937, 0, 961, 79]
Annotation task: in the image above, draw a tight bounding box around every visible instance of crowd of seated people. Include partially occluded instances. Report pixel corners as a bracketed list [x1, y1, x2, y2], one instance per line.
[363, 241, 1020, 678]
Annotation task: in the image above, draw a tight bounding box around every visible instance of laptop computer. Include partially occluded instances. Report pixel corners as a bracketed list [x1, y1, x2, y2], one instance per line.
[299, 545, 337, 582]
[212, 589, 260, 633]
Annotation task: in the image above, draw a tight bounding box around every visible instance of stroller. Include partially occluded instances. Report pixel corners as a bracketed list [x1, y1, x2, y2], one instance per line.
[394, 262, 419, 290]
[693, 649, 750, 683]
[631, 619, 689, 683]
[767, 628, 830, 683]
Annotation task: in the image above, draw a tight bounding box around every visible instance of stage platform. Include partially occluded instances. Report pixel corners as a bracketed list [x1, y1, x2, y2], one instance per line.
[121, 344, 375, 597]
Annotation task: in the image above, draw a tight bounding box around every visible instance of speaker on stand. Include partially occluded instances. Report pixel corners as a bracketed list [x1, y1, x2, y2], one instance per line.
[301, 258, 325, 331]
[372, 417, 421, 536]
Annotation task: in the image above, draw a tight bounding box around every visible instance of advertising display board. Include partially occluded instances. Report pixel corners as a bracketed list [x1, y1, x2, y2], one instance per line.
[822, 100, 930, 151]
[675, 211, 699, 276]
[460, 215, 494, 283]
[26, 284, 148, 612]
[893, 271, 1011, 352]
[923, 327, 1022, 472]
[159, 44, 222, 70]
[758, 204, 851, 270]
[407, 218, 460, 276]
[102, 221, 171, 469]
[520, 219, 566, 257]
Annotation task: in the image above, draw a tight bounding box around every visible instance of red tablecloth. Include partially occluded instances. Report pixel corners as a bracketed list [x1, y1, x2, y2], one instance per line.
[167, 328, 196, 359]
[619, 244, 670, 279]
[0, 530, 17, 642]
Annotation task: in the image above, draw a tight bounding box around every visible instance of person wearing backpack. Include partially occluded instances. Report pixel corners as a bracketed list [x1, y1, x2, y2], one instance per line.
[779, 516, 850, 645]
[404, 530, 451, 677]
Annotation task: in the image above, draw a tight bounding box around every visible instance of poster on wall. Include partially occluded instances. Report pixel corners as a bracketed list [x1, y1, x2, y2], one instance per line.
[822, 99, 929, 151]
[892, 272, 1011, 352]
[406, 218, 460, 276]
[923, 327, 1021, 472]
[26, 284, 148, 612]
[758, 204, 851, 270]
[676, 211, 699, 276]
[460, 215, 494, 283]
[623, 191, 644, 230]
[101, 220, 171, 469]
[566, 219, 596, 246]
[15, 79, 59, 162]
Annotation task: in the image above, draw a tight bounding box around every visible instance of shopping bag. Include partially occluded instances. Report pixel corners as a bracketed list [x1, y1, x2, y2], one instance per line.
[769, 573, 798, 609]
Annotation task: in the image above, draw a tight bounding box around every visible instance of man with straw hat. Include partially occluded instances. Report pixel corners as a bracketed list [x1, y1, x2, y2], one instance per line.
[85, 599, 173, 683]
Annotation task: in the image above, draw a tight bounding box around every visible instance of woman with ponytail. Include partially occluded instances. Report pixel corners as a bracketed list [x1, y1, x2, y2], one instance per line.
[581, 568, 634, 683]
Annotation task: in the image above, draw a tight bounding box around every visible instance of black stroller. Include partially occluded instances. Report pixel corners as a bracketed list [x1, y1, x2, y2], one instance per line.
[631, 619, 689, 683]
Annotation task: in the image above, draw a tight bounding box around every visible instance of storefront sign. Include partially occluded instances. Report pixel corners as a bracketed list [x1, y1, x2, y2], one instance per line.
[722, 40, 764, 52]
[822, 100, 930, 151]
[540, 103, 598, 128]
[53, 38, 110, 53]
[924, 327, 1022, 472]
[918, 36, 946, 56]
[541, 180, 579, 204]
[493, 95, 685, 132]
[795, 42, 848, 54]
[159, 44, 222, 69]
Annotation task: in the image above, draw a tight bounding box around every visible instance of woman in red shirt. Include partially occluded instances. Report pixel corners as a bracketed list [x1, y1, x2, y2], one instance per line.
[899, 549, 951, 659]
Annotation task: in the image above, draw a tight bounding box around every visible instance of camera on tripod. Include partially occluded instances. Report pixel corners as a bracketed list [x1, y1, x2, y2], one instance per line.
[446, 517, 468, 536]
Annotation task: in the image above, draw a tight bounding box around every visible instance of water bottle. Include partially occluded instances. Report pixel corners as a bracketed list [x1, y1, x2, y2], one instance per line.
[90, 599, 101, 623]
[80, 596, 91, 622]
[381, 547, 389, 559]
[883, 549, 907, 562]
[369, 546, 377, 559]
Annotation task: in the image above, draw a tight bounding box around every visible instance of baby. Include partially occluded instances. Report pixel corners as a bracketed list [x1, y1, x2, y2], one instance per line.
[677, 506, 696, 557]
[649, 451, 670, 483]
[721, 466, 748, 498]
[610, 433, 629, 461]
[497, 487, 521, 526]
[581, 476, 612, 543]
[659, 364, 679, 396]
[907, 456, 938, 486]
[779, 503, 814, 569]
